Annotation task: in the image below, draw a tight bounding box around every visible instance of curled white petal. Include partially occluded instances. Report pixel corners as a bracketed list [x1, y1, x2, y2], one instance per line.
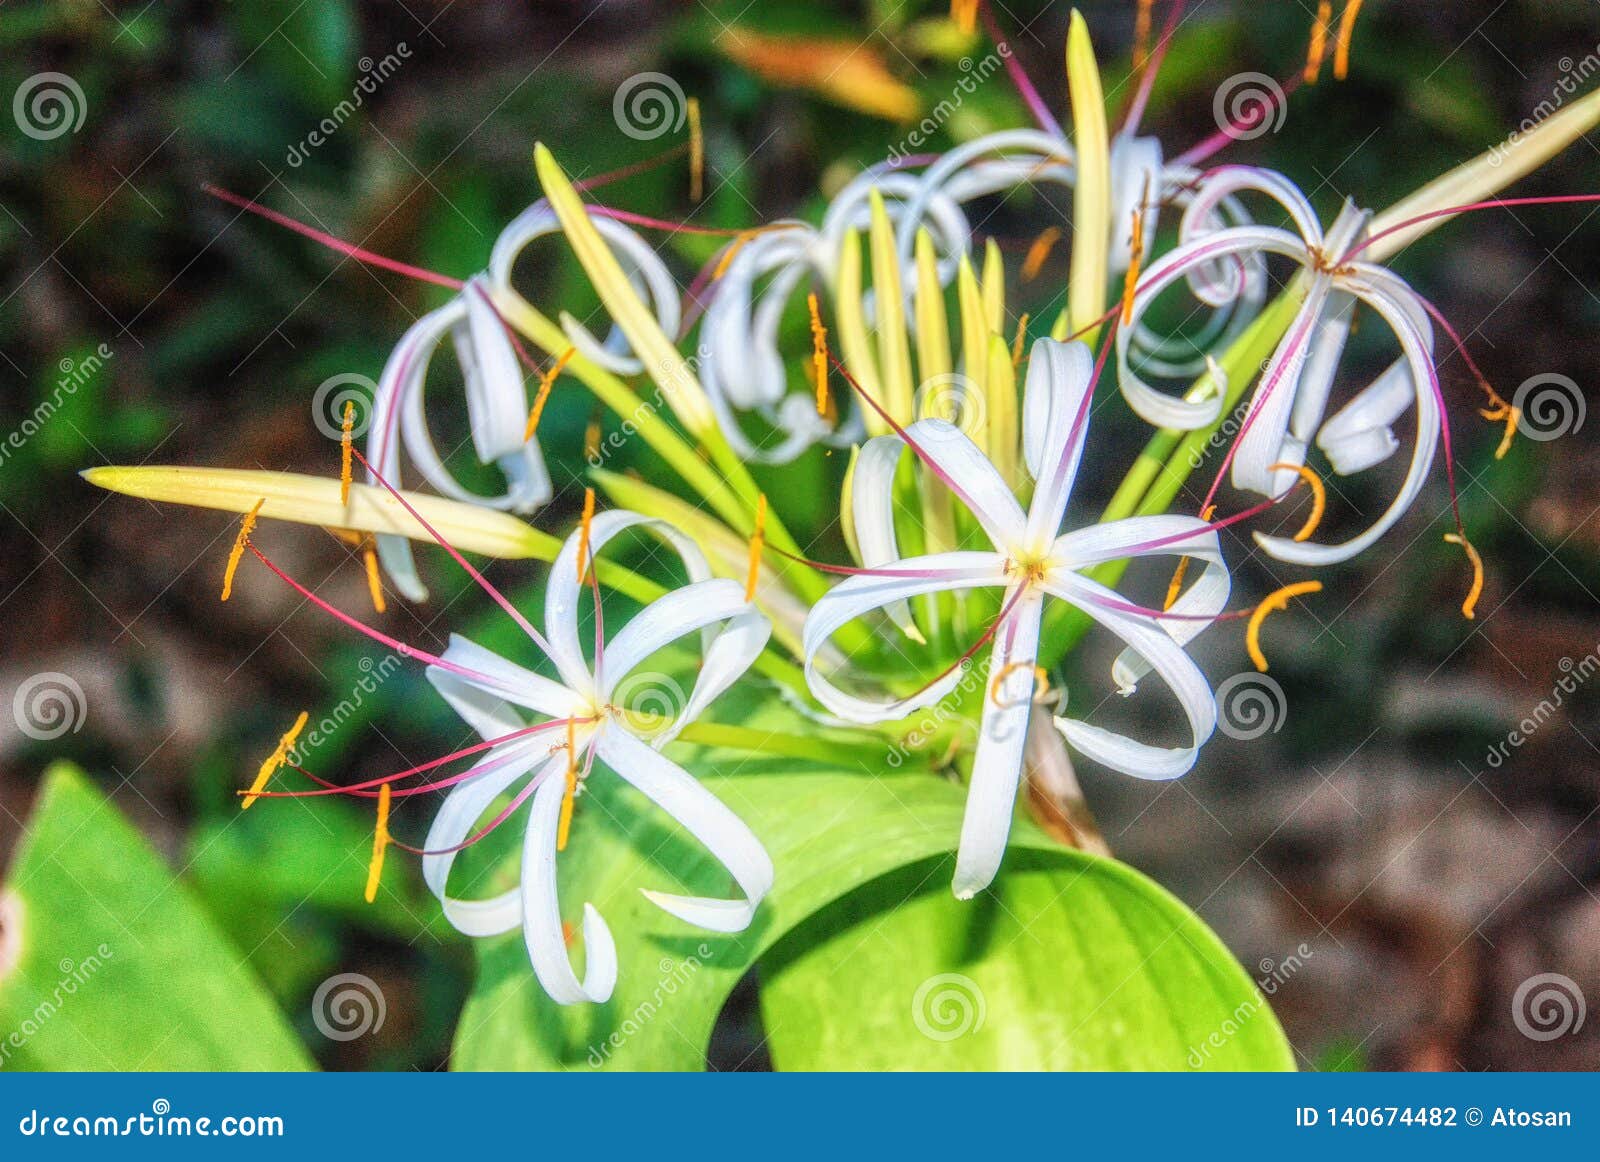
[599, 729, 772, 932]
[524, 772, 617, 1005]
[1045, 572, 1217, 781]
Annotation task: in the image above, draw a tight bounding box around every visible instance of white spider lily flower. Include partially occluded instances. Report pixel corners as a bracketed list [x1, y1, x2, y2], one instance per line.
[803, 338, 1228, 898]
[422, 510, 774, 1004]
[1119, 165, 1442, 566]
[368, 277, 552, 601]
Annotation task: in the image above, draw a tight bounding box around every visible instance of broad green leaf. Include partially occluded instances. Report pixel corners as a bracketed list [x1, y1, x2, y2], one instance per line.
[450, 730, 1288, 1071]
[0, 764, 312, 1071]
[759, 852, 1296, 1070]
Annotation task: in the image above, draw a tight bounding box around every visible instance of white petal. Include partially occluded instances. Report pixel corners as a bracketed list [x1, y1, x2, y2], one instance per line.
[422, 744, 553, 938]
[952, 590, 1045, 899]
[523, 772, 616, 1004]
[1109, 134, 1163, 274]
[366, 302, 464, 603]
[1045, 572, 1216, 781]
[598, 578, 770, 744]
[1117, 226, 1306, 430]
[1229, 281, 1331, 497]
[544, 510, 714, 692]
[1053, 516, 1230, 690]
[902, 419, 1027, 549]
[1021, 338, 1095, 552]
[489, 201, 680, 377]
[1256, 270, 1440, 565]
[802, 551, 1008, 724]
[599, 729, 773, 932]
[426, 632, 587, 735]
[458, 278, 530, 465]
[1180, 165, 1325, 250]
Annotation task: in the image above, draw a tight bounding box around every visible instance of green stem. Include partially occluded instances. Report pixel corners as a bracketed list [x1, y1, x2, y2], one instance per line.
[675, 720, 886, 768]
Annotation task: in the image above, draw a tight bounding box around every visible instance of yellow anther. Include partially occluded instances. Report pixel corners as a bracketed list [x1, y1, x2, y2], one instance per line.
[221, 497, 266, 602]
[524, 346, 576, 443]
[364, 781, 391, 903]
[1120, 202, 1148, 327]
[990, 661, 1052, 708]
[362, 538, 387, 614]
[1305, 0, 1332, 84]
[243, 709, 308, 809]
[577, 487, 596, 582]
[1021, 227, 1061, 283]
[807, 292, 831, 417]
[712, 232, 755, 281]
[1133, 0, 1154, 71]
[557, 719, 578, 852]
[1011, 313, 1030, 367]
[339, 400, 355, 505]
[687, 97, 704, 203]
[745, 493, 767, 603]
[584, 413, 602, 462]
[1268, 462, 1327, 543]
[1246, 581, 1323, 672]
[950, 0, 978, 35]
[1443, 532, 1485, 620]
[1477, 379, 1520, 460]
[1164, 504, 1215, 610]
[1333, 0, 1365, 81]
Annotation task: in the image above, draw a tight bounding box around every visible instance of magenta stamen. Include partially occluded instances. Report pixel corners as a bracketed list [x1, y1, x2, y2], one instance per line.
[979, 2, 1066, 139]
[350, 447, 555, 656]
[257, 719, 581, 801]
[1172, 71, 1303, 168]
[1345, 193, 1600, 264]
[1119, 0, 1186, 138]
[204, 184, 465, 290]
[244, 541, 508, 689]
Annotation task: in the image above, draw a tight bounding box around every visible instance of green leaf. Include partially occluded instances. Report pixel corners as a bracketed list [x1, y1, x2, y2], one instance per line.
[759, 851, 1296, 1070]
[0, 764, 313, 1070]
[450, 731, 1289, 1071]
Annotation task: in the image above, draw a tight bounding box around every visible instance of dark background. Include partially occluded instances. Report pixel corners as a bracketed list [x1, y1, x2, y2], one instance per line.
[1, 0, 1597, 1069]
